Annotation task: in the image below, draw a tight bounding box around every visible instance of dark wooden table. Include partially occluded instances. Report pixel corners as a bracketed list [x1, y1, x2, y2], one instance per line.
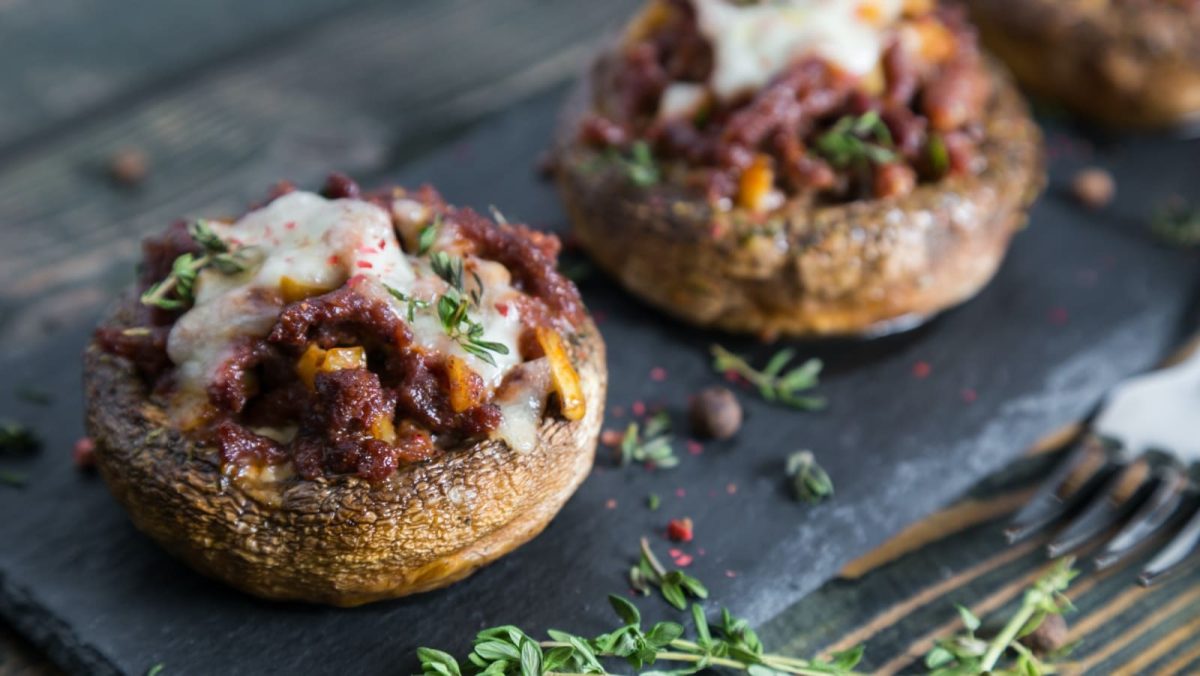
[1, 1, 1197, 674]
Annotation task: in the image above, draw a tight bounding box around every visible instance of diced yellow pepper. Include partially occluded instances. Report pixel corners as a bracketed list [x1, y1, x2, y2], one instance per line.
[280, 276, 335, 303]
[370, 414, 397, 444]
[737, 155, 775, 213]
[296, 345, 366, 390]
[624, 0, 673, 45]
[296, 344, 327, 390]
[536, 327, 586, 422]
[445, 355, 480, 413]
[321, 347, 367, 373]
[913, 17, 956, 63]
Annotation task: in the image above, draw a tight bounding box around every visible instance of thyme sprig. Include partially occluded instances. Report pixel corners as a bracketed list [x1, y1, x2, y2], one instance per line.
[786, 451, 833, 504]
[711, 345, 826, 410]
[815, 111, 896, 169]
[383, 284, 431, 323]
[417, 215, 441, 255]
[1150, 200, 1200, 248]
[417, 247, 509, 366]
[418, 594, 864, 676]
[140, 220, 258, 310]
[619, 411, 678, 469]
[925, 558, 1077, 675]
[629, 537, 708, 610]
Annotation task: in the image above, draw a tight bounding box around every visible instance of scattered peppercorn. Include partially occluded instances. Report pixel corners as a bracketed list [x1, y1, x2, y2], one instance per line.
[689, 386, 743, 440]
[667, 517, 694, 543]
[1071, 168, 1115, 210]
[73, 437, 96, 471]
[1020, 613, 1069, 656]
[109, 148, 149, 186]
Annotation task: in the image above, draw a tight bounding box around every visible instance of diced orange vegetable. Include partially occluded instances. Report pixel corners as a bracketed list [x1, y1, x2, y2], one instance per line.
[445, 355, 481, 413]
[280, 276, 335, 303]
[902, 0, 934, 16]
[296, 344, 327, 390]
[913, 17, 956, 63]
[536, 327, 586, 421]
[370, 414, 397, 444]
[862, 62, 886, 97]
[321, 347, 367, 373]
[737, 155, 775, 213]
[296, 345, 366, 390]
[856, 1, 883, 24]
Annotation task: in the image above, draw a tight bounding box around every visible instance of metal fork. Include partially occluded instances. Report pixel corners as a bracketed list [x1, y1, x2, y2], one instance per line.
[1005, 341, 1200, 585]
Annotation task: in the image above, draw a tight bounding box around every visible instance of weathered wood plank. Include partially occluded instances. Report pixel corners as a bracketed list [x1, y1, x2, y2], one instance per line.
[0, 0, 640, 343]
[0, 0, 369, 151]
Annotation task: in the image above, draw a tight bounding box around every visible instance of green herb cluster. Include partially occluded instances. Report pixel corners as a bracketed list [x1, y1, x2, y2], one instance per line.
[925, 558, 1077, 675]
[611, 141, 661, 187]
[785, 451, 833, 504]
[400, 218, 510, 367]
[141, 220, 259, 310]
[1151, 200, 1200, 248]
[418, 594, 864, 676]
[711, 346, 826, 410]
[815, 111, 896, 169]
[619, 411, 678, 469]
[0, 422, 41, 455]
[629, 537, 708, 610]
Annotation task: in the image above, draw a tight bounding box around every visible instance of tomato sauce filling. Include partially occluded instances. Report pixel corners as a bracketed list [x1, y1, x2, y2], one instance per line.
[580, 0, 995, 207]
[97, 175, 586, 482]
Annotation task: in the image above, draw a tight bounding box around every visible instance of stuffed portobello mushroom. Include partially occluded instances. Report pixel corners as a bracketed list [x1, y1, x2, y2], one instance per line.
[555, 0, 1043, 338]
[966, 0, 1200, 128]
[84, 175, 605, 606]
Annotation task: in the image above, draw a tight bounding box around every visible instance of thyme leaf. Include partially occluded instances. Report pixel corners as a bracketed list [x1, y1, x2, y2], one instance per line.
[619, 412, 678, 469]
[435, 292, 509, 367]
[383, 284, 431, 323]
[785, 451, 833, 504]
[632, 537, 708, 611]
[711, 345, 826, 410]
[418, 215, 441, 256]
[816, 111, 896, 169]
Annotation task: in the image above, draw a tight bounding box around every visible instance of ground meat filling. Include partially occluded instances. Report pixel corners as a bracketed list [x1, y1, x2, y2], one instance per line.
[98, 177, 583, 482]
[582, 1, 994, 206]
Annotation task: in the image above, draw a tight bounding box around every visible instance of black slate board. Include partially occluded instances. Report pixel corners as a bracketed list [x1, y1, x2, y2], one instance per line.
[1, 86, 1197, 675]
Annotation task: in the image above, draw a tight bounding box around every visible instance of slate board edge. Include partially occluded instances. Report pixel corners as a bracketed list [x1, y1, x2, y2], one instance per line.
[0, 573, 119, 676]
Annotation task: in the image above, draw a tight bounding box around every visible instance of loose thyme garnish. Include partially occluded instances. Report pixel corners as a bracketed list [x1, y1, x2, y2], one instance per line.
[711, 345, 826, 410]
[786, 450, 833, 504]
[629, 537, 708, 610]
[383, 284, 431, 322]
[0, 470, 26, 489]
[609, 140, 660, 187]
[925, 558, 1077, 675]
[619, 411, 678, 469]
[0, 422, 41, 455]
[816, 111, 897, 168]
[140, 220, 258, 310]
[1150, 199, 1200, 248]
[418, 593, 864, 676]
[422, 248, 508, 366]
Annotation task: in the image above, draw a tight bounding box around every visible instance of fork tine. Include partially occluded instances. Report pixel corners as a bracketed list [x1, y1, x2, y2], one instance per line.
[1045, 459, 1155, 558]
[1094, 462, 1189, 571]
[1139, 496, 1200, 586]
[1006, 438, 1115, 543]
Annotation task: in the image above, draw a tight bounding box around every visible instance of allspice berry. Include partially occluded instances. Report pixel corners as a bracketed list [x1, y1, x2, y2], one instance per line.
[1071, 167, 1115, 210]
[109, 147, 149, 186]
[1020, 614, 1068, 656]
[689, 386, 743, 440]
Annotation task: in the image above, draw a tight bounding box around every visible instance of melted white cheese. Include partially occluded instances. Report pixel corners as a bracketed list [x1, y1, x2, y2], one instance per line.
[689, 0, 902, 101]
[166, 191, 527, 435]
